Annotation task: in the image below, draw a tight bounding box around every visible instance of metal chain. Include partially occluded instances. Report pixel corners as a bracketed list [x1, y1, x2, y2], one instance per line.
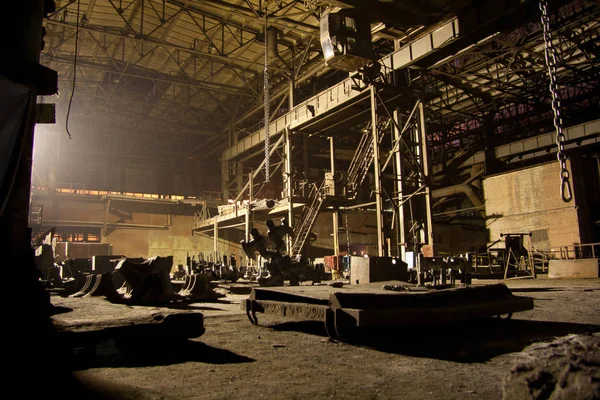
[264, 4, 271, 183]
[539, 0, 572, 202]
[344, 212, 350, 255]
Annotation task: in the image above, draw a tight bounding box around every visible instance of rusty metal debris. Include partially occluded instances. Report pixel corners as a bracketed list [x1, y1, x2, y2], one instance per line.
[49, 255, 224, 305]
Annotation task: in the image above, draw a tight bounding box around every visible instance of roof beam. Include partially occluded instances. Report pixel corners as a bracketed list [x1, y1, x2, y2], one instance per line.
[169, 0, 318, 36]
[46, 54, 253, 96]
[328, 0, 442, 27]
[44, 19, 280, 73]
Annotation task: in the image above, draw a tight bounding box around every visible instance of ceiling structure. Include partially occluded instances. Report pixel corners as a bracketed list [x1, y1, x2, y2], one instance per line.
[40, 1, 472, 150]
[39, 0, 600, 196]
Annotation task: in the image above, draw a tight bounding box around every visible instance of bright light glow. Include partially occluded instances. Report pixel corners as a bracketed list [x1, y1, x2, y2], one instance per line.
[322, 38, 335, 60]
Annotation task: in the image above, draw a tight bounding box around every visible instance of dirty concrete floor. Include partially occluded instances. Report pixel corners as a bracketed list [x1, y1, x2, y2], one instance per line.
[45, 277, 600, 399]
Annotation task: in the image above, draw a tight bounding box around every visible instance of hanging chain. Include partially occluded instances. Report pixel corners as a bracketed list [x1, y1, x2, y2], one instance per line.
[344, 212, 350, 256]
[263, 4, 271, 183]
[539, 0, 572, 203]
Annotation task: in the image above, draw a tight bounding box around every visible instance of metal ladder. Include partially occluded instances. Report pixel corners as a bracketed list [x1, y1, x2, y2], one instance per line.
[290, 181, 325, 258]
[346, 118, 390, 199]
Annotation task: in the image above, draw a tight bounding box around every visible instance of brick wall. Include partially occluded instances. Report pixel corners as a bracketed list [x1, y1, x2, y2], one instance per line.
[483, 161, 581, 251]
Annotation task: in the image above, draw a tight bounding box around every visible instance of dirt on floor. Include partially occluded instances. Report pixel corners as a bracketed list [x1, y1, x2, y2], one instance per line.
[24, 277, 600, 399]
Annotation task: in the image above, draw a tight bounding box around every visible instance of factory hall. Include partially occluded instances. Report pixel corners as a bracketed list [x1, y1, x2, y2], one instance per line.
[1, 0, 599, 398]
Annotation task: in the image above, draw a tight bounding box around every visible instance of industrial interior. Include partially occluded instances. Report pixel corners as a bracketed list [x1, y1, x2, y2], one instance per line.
[2, 0, 600, 398]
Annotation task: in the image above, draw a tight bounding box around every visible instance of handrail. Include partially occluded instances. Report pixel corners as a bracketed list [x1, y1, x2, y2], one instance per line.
[534, 242, 600, 260]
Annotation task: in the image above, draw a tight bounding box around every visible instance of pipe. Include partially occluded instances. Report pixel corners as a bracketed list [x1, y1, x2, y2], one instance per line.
[432, 184, 485, 217]
[267, 26, 279, 62]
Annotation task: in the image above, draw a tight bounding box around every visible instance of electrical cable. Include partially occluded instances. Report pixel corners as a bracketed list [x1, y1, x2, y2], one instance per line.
[65, 0, 80, 140]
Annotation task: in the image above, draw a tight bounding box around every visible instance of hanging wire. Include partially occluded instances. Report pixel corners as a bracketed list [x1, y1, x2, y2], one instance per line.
[65, 0, 81, 140]
[263, 2, 270, 182]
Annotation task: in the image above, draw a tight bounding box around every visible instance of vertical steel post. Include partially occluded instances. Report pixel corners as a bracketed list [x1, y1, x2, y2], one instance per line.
[248, 170, 254, 202]
[393, 108, 405, 260]
[330, 136, 339, 256]
[213, 219, 218, 260]
[236, 162, 244, 196]
[289, 80, 294, 110]
[284, 127, 294, 252]
[418, 102, 434, 247]
[244, 209, 250, 266]
[370, 86, 384, 256]
[221, 160, 229, 202]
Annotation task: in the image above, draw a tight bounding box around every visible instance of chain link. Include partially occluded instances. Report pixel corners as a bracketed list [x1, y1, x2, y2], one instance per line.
[264, 5, 270, 183]
[539, 0, 572, 202]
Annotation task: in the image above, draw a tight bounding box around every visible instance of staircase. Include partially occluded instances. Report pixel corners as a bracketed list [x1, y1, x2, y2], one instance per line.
[346, 118, 390, 199]
[31, 227, 55, 248]
[290, 181, 325, 258]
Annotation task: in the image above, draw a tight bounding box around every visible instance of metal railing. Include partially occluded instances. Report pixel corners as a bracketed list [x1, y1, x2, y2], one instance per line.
[291, 181, 325, 258]
[535, 242, 600, 260]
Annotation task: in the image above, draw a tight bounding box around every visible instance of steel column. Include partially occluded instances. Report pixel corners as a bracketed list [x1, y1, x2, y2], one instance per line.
[248, 170, 254, 202]
[244, 209, 251, 266]
[330, 136, 339, 256]
[393, 108, 406, 260]
[370, 86, 384, 256]
[237, 162, 244, 195]
[418, 102, 434, 247]
[284, 127, 294, 252]
[213, 219, 218, 259]
[221, 160, 230, 201]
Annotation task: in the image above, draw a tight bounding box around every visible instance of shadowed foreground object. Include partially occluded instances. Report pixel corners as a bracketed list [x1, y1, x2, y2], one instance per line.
[243, 281, 534, 339]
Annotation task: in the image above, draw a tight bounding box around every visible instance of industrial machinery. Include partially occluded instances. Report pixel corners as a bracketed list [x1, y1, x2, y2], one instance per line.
[472, 233, 537, 278]
[319, 8, 374, 72]
[241, 219, 323, 286]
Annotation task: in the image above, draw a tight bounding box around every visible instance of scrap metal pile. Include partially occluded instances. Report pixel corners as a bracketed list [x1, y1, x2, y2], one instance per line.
[45, 255, 224, 305]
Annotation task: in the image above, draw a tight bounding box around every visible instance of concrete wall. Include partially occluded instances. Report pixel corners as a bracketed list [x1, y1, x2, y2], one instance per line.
[35, 194, 235, 270]
[483, 161, 581, 250]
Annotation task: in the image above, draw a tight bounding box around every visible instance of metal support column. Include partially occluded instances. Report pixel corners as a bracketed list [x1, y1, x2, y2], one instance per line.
[370, 85, 384, 256]
[102, 199, 110, 239]
[418, 102, 434, 248]
[248, 170, 254, 202]
[302, 136, 309, 197]
[221, 160, 230, 202]
[330, 136, 339, 256]
[289, 80, 294, 110]
[244, 209, 251, 266]
[393, 108, 406, 260]
[236, 162, 244, 196]
[284, 127, 294, 252]
[213, 219, 218, 261]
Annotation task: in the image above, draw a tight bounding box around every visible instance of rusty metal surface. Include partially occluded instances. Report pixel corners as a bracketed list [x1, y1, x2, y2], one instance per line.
[241, 299, 328, 321]
[243, 282, 535, 338]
